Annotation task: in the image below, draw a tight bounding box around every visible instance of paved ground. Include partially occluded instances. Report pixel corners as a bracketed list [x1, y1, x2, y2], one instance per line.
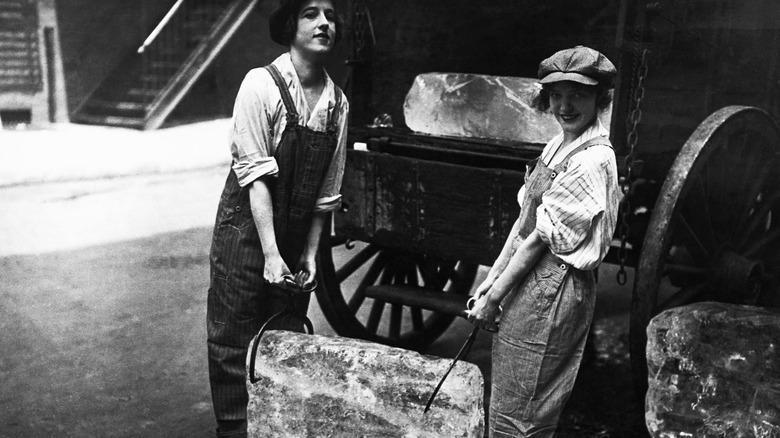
[0, 120, 231, 188]
[0, 123, 646, 437]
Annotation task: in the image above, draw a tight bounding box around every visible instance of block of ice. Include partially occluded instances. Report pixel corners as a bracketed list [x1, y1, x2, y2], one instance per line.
[645, 302, 780, 438]
[247, 331, 484, 438]
[403, 73, 610, 144]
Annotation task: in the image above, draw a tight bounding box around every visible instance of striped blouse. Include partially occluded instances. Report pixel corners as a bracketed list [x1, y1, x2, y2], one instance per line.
[518, 120, 620, 270]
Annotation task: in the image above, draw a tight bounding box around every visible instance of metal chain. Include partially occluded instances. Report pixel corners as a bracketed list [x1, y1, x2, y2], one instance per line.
[351, 0, 375, 61]
[616, 46, 649, 285]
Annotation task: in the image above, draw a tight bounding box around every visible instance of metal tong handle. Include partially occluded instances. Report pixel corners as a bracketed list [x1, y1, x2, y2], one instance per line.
[423, 327, 479, 413]
[248, 285, 315, 384]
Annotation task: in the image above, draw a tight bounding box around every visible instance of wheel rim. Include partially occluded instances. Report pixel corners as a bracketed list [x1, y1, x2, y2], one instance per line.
[630, 105, 780, 390]
[316, 238, 477, 350]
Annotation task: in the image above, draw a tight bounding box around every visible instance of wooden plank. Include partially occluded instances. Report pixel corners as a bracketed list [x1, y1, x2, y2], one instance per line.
[334, 150, 373, 239]
[334, 150, 525, 265]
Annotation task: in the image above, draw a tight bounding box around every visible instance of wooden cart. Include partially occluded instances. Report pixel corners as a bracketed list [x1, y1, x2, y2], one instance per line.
[313, 0, 780, 392]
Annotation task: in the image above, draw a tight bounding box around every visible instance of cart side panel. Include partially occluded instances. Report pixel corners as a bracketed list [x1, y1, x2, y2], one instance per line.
[334, 150, 524, 266]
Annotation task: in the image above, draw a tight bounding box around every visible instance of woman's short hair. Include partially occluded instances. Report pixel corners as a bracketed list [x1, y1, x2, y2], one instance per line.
[531, 83, 613, 113]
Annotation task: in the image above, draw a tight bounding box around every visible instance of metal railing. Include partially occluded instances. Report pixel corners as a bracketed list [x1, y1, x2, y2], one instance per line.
[137, 0, 185, 54]
[134, 0, 231, 104]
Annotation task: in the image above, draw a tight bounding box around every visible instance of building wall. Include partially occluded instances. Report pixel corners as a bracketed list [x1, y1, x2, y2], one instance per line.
[0, 0, 68, 126]
[353, 0, 621, 127]
[627, 0, 780, 157]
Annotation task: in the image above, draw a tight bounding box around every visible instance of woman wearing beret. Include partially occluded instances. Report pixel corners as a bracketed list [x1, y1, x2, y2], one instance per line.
[468, 46, 620, 437]
[206, 0, 347, 436]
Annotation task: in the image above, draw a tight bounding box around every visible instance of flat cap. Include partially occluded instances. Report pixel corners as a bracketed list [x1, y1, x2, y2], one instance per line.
[538, 46, 616, 88]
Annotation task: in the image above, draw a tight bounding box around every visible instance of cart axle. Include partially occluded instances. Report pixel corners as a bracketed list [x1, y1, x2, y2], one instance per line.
[364, 285, 470, 319]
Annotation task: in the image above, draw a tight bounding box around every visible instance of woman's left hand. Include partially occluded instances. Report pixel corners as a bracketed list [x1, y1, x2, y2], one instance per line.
[466, 293, 501, 332]
[295, 256, 317, 291]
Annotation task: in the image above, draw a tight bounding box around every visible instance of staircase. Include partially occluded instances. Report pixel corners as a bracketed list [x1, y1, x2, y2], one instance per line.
[72, 0, 258, 130]
[0, 0, 41, 93]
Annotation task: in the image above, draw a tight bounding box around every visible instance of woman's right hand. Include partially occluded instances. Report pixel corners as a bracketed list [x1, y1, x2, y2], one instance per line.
[264, 254, 292, 286]
[473, 274, 496, 299]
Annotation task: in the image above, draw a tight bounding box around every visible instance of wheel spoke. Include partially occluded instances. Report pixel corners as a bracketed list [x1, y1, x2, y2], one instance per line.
[411, 307, 424, 332]
[438, 261, 456, 285]
[662, 263, 708, 277]
[366, 299, 385, 334]
[657, 283, 708, 312]
[675, 211, 712, 258]
[364, 259, 398, 334]
[448, 264, 466, 287]
[388, 269, 407, 340]
[347, 252, 388, 312]
[418, 258, 441, 289]
[737, 190, 780, 250]
[745, 227, 780, 258]
[389, 303, 403, 340]
[336, 244, 380, 283]
[731, 159, 775, 237]
[690, 175, 718, 250]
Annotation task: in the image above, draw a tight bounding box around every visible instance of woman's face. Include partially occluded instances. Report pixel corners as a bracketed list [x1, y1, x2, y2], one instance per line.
[548, 81, 598, 139]
[291, 0, 336, 56]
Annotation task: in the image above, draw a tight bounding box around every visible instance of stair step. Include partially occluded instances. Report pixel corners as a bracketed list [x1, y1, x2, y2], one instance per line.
[149, 60, 182, 70]
[71, 113, 145, 129]
[0, 40, 29, 49]
[138, 73, 174, 84]
[0, 11, 23, 20]
[127, 88, 160, 98]
[0, 49, 34, 59]
[86, 99, 149, 112]
[0, 76, 39, 86]
[0, 58, 33, 67]
[0, 30, 29, 40]
[0, 66, 33, 75]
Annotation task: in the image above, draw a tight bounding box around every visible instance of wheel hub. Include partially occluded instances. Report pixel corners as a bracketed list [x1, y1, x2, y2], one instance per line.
[712, 250, 764, 304]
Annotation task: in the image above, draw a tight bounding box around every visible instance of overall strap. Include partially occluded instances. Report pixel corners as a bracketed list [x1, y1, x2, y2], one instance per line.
[327, 86, 343, 132]
[265, 64, 299, 125]
[553, 136, 613, 173]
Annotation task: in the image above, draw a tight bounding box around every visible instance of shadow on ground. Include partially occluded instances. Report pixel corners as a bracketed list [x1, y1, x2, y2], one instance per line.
[0, 227, 646, 437]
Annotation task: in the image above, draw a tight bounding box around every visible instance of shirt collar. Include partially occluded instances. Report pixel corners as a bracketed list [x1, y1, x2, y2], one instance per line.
[543, 119, 609, 166]
[271, 52, 335, 102]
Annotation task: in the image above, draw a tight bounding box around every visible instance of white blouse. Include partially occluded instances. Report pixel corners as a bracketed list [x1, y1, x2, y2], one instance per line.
[229, 53, 349, 212]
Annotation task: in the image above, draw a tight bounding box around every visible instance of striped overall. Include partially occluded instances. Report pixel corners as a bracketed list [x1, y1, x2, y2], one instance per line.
[489, 137, 611, 437]
[207, 64, 342, 436]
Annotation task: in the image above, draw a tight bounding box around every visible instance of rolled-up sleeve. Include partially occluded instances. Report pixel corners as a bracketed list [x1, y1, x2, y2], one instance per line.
[535, 154, 607, 254]
[314, 95, 349, 212]
[231, 69, 279, 187]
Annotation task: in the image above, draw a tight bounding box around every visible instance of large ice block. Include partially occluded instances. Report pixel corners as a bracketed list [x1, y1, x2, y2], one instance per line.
[645, 302, 780, 437]
[403, 73, 611, 144]
[247, 331, 484, 438]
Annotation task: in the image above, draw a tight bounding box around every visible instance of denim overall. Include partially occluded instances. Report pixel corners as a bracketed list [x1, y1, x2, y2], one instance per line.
[489, 136, 610, 438]
[207, 64, 342, 435]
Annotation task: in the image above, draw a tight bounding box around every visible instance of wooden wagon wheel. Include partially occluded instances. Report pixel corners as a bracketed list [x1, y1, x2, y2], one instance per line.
[630, 105, 780, 394]
[316, 238, 478, 351]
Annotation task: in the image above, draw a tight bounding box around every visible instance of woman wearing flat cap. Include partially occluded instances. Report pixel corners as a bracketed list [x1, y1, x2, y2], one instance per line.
[206, 0, 347, 435]
[468, 46, 619, 437]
